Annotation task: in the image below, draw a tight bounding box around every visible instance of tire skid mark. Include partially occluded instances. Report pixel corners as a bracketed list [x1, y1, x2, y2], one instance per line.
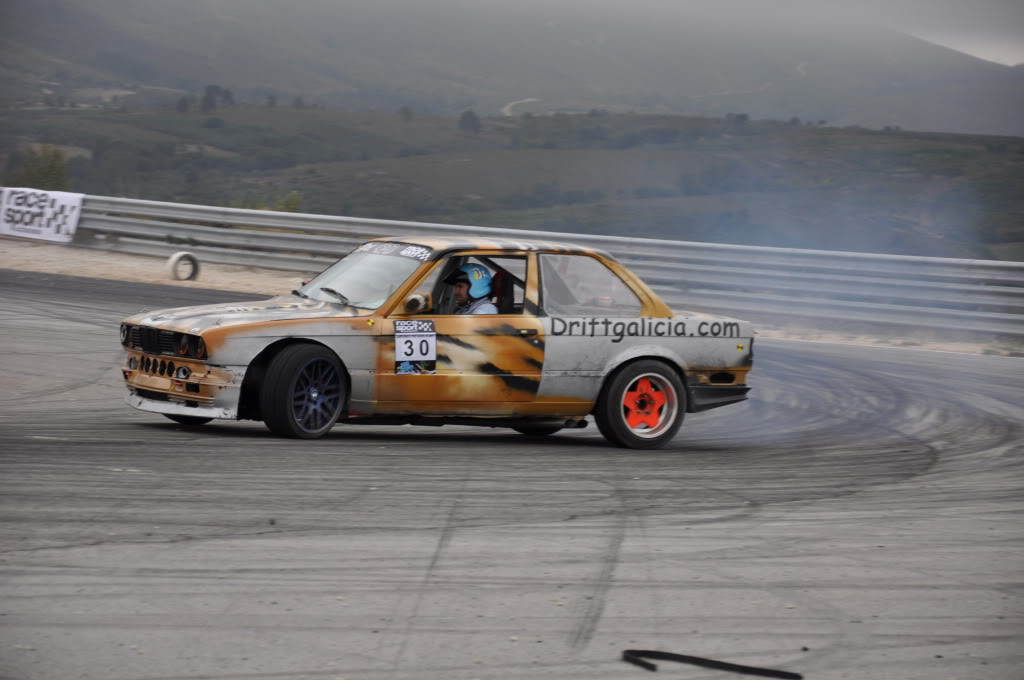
[566, 477, 636, 651]
[567, 512, 627, 650]
[389, 481, 464, 670]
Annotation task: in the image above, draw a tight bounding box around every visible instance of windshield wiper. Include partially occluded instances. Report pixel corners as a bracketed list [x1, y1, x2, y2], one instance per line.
[319, 287, 350, 305]
[291, 289, 309, 299]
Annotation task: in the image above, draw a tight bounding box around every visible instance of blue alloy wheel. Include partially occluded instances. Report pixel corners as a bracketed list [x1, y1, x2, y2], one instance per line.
[291, 357, 343, 434]
[261, 344, 346, 439]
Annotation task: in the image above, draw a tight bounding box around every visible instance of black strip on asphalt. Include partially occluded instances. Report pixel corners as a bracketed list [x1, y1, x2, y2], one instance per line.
[622, 649, 803, 679]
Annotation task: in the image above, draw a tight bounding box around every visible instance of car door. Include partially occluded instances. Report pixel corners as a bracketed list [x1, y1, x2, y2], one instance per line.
[535, 253, 647, 403]
[376, 251, 545, 414]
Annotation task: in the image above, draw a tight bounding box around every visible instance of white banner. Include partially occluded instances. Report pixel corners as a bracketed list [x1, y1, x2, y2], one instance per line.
[0, 187, 84, 243]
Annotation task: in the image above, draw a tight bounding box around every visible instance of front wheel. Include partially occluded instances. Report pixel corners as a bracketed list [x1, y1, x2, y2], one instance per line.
[594, 360, 685, 449]
[260, 344, 346, 439]
[163, 414, 213, 426]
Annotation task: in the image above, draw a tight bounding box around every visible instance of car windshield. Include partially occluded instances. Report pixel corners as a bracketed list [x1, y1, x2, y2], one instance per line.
[296, 242, 431, 309]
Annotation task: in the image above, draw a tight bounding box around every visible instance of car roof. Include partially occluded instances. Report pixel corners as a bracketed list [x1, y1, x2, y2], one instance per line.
[370, 235, 614, 260]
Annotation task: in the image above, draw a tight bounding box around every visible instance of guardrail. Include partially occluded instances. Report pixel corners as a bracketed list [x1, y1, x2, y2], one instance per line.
[54, 194, 1023, 343]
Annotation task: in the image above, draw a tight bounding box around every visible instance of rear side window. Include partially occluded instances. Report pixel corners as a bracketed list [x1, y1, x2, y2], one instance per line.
[539, 254, 643, 317]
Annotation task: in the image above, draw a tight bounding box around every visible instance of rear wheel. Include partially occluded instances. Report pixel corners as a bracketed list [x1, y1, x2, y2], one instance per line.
[595, 360, 685, 449]
[260, 344, 345, 439]
[512, 423, 564, 437]
[163, 414, 213, 426]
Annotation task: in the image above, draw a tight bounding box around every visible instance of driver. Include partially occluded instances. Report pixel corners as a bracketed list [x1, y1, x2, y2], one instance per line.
[444, 264, 499, 314]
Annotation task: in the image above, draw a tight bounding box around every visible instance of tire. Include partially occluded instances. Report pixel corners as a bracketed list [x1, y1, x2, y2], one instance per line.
[163, 414, 213, 426]
[512, 423, 564, 437]
[594, 360, 685, 449]
[260, 344, 346, 439]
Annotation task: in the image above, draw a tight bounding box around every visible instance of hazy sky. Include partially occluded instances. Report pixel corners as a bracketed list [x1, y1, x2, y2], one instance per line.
[855, 0, 1024, 64]
[560, 0, 1024, 64]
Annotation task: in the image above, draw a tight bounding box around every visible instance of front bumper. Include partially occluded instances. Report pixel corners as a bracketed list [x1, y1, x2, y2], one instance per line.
[122, 351, 244, 420]
[126, 392, 239, 419]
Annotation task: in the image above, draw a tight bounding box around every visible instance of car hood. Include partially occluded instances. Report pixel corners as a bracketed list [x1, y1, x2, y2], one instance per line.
[123, 296, 368, 333]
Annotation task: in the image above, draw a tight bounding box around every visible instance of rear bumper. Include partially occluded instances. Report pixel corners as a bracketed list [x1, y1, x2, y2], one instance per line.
[687, 385, 751, 412]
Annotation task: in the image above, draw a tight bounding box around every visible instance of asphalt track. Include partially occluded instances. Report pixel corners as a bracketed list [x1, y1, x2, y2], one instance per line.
[0, 269, 1021, 680]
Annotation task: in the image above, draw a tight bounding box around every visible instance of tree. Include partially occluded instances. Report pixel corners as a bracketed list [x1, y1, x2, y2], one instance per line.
[292, 97, 305, 109]
[266, 95, 277, 108]
[398, 106, 413, 121]
[232, 191, 303, 212]
[198, 85, 226, 112]
[4, 145, 69, 191]
[458, 110, 481, 134]
[220, 88, 235, 106]
[176, 96, 191, 113]
[274, 191, 302, 212]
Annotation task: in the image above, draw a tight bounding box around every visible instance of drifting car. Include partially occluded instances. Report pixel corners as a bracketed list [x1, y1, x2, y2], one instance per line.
[119, 237, 753, 449]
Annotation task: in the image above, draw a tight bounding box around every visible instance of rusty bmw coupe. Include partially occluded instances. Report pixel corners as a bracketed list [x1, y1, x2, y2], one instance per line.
[119, 237, 754, 448]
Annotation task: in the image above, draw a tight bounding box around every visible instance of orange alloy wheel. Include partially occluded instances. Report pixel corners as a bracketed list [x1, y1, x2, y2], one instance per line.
[620, 373, 679, 439]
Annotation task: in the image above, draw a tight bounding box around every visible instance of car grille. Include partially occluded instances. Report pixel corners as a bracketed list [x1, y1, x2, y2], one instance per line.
[134, 327, 177, 355]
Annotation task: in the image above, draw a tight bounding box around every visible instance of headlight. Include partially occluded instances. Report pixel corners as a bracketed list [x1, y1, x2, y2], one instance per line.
[177, 334, 190, 356]
[120, 324, 130, 346]
[196, 338, 208, 360]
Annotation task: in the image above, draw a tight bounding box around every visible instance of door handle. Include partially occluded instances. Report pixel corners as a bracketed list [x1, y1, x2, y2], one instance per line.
[518, 328, 538, 336]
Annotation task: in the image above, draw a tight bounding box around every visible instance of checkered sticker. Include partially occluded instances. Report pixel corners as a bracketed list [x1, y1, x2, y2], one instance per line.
[399, 245, 432, 261]
[395, 320, 435, 333]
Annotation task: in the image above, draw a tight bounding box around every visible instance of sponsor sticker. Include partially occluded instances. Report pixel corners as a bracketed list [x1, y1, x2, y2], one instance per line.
[0, 188, 84, 243]
[356, 241, 433, 261]
[395, 319, 437, 374]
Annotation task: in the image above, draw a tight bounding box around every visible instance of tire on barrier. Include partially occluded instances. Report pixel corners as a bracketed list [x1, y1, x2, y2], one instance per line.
[167, 251, 200, 281]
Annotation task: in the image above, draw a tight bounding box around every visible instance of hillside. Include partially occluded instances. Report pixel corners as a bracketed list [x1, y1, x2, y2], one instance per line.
[3, 104, 1022, 261]
[3, 0, 1024, 136]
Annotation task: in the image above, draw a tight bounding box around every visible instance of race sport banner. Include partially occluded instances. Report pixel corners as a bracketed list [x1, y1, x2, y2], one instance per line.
[0, 187, 84, 243]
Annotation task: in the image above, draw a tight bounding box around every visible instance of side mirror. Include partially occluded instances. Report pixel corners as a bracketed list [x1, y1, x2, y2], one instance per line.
[404, 293, 430, 314]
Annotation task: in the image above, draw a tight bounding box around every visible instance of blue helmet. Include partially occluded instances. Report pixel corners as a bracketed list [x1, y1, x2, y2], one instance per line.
[445, 263, 492, 299]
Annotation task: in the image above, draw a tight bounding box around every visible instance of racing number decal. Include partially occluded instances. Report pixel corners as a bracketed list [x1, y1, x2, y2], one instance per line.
[395, 320, 437, 375]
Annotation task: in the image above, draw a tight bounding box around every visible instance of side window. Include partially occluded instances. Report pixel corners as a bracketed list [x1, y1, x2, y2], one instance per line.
[470, 255, 526, 314]
[402, 259, 455, 315]
[539, 254, 643, 317]
[403, 254, 528, 315]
